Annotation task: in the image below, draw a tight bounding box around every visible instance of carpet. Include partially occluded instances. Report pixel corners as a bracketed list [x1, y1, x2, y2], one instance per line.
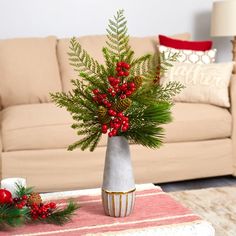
[170, 186, 236, 236]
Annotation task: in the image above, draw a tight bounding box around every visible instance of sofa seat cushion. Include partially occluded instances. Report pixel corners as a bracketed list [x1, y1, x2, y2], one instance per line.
[1, 103, 231, 152]
[1, 103, 107, 152]
[164, 103, 231, 143]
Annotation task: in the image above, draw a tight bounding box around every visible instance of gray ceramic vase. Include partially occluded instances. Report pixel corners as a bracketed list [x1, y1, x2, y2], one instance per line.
[102, 136, 136, 217]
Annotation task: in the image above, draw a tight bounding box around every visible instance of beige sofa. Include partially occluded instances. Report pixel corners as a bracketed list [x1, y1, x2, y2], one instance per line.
[0, 34, 234, 192]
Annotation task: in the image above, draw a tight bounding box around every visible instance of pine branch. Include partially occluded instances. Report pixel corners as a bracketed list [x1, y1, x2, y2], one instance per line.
[0, 205, 29, 228]
[155, 82, 185, 101]
[105, 9, 132, 61]
[15, 183, 34, 198]
[43, 202, 79, 226]
[68, 37, 103, 78]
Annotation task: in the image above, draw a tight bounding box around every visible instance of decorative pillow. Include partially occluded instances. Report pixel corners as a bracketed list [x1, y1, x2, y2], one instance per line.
[161, 62, 234, 107]
[159, 45, 216, 64]
[0, 36, 62, 108]
[159, 35, 212, 51]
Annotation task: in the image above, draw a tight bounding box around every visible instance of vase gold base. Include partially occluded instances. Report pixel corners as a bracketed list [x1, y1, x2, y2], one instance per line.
[102, 188, 136, 217]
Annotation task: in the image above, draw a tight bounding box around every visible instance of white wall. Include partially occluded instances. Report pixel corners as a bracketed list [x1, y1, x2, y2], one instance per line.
[0, 0, 232, 61]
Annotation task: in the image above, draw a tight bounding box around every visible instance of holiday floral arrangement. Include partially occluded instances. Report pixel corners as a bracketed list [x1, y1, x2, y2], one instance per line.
[51, 10, 183, 151]
[0, 184, 79, 228]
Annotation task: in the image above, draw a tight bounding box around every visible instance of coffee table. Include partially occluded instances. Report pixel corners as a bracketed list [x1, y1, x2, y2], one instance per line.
[11, 184, 215, 236]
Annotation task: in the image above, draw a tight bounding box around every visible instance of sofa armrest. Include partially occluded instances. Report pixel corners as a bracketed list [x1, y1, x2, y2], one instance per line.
[230, 75, 236, 174]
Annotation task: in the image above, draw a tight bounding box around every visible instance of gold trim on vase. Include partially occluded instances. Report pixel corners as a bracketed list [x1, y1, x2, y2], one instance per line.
[102, 188, 136, 195]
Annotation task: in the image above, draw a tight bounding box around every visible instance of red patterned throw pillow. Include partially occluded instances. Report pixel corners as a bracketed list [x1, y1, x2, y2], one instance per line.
[159, 35, 212, 51]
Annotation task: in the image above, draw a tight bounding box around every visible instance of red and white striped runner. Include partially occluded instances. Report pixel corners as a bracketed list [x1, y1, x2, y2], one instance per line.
[6, 184, 214, 236]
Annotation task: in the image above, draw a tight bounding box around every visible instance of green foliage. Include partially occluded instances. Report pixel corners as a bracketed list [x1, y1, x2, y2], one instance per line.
[0, 205, 29, 228]
[51, 9, 184, 151]
[15, 183, 33, 198]
[42, 202, 79, 226]
[0, 184, 79, 229]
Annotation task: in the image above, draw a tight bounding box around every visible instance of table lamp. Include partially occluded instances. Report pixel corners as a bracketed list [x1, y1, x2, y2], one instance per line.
[211, 0, 236, 74]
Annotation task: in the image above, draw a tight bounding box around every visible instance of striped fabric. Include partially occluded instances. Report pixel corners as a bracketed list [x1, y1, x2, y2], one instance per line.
[9, 184, 215, 236]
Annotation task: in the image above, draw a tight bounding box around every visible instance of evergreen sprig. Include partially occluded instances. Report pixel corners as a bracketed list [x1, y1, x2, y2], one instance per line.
[0, 184, 79, 229]
[51, 9, 183, 151]
[15, 183, 34, 198]
[37, 202, 79, 226]
[0, 205, 29, 228]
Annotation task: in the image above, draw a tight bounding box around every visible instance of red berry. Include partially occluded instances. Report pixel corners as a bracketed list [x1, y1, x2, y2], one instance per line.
[108, 76, 115, 84]
[122, 126, 128, 132]
[102, 129, 107, 134]
[121, 61, 126, 67]
[124, 64, 130, 69]
[113, 118, 119, 123]
[17, 204, 23, 209]
[114, 87, 120, 93]
[108, 109, 115, 116]
[102, 124, 108, 130]
[118, 71, 125, 76]
[130, 87, 136, 92]
[22, 195, 28, 200]
[106, 102, 112, 108]
[114, 123, 120, 129]
[92, 89, 99, 95]
[124, 71, 129, 77]
[117, 62, 123, 67]
[125, 91, 132, 96]
[49, 202, 56, 209]
[117, 112, 124, 118]
[112, 129, 118, 136]
[129, 82, 135, 88]
[120, 94, 126, 99]
[108, 132, 113, 137]
[108, 88, 113, 93]
[115, 78, 121, 84]
[122, 117, 129, 122]
[111, 92, 116, 97]
[116, 66, 122, 72]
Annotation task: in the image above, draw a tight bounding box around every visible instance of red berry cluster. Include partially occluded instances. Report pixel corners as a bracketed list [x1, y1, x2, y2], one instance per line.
[116, 61, 130, 77]
[106, 61, 136, 99]
[107, 78, 136, 99]
[102, 111, 129, 137]
[92, 61, 136, 137]
[13, 195, 28, 209]
[93, 89, 112, 108]
[30, 202, 56, 220]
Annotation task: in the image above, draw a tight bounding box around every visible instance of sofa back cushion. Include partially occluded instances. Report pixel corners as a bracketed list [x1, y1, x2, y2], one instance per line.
[0, 36, 62, 108]
[57, 33, 191, 92]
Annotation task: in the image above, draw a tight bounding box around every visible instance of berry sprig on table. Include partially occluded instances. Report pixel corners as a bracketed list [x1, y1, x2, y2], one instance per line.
[0, 185, 79, 228]
[92, 61, 140, 137]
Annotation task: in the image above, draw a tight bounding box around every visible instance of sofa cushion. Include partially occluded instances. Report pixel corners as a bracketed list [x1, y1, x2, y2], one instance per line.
[1, 102, 231, 152]
[0, 36, 62, 108]
[57, 33, 191, 92]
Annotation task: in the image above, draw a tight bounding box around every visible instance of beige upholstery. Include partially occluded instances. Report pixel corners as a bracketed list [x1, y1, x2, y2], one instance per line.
[164, 103, 231, 142]
[1, 139, 232, 192]
[57, 33, 191, 92]
[230, 75, 236, 174]
[0, 36, 62, 108]
[1, 102, 231, 152]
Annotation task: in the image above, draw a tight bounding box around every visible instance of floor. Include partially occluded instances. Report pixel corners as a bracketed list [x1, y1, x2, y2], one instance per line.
[158, 175, 236, 192]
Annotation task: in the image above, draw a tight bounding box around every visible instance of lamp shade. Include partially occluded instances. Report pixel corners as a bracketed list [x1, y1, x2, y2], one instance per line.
[211, 0, 236, 36]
